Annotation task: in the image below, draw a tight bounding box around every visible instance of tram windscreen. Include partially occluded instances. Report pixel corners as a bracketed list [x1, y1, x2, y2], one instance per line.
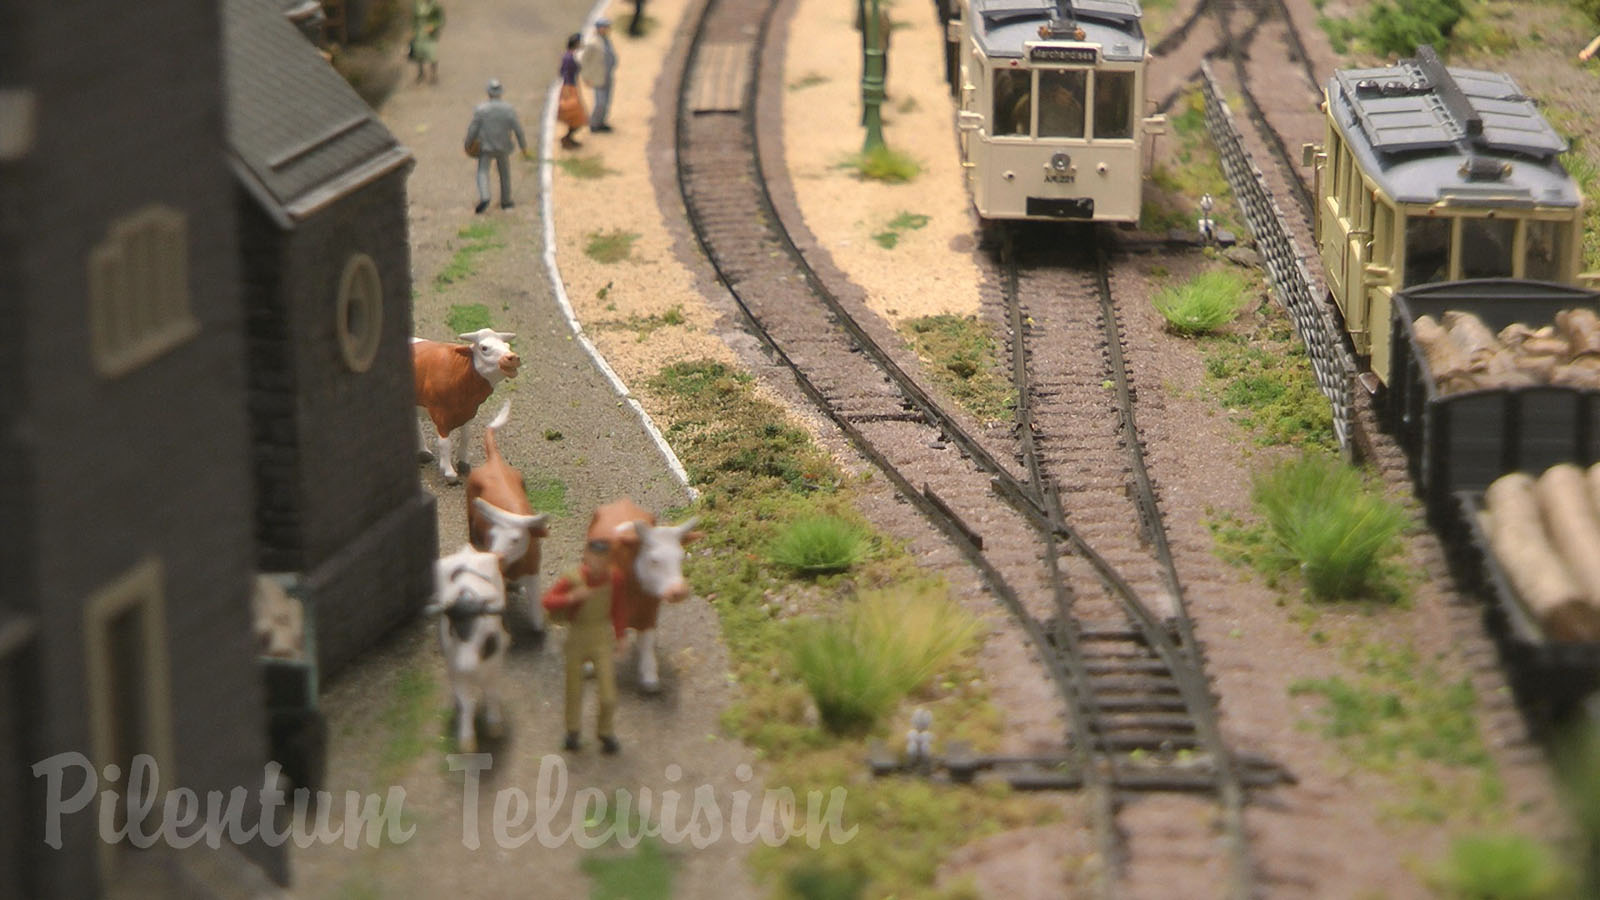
[1524, 219, 1569, 282]
[993, 69, 1031, 136]
[1094, 71, 1134, 139]
[1403, 216, 1451, 287]
[1460, 218, 1517, 280]
[1037, 70, 1086, 138]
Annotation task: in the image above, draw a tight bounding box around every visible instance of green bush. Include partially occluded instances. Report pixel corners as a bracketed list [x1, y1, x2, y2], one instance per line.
[1431, 833, 1571, 900]
[769, 515, 870, 575]
[851, 145, 921, 183]
[1153, 269, 1248, 335]
[792, 586, 979, 734]
[1252, 454, 1408, 600]
[1365, 0, 1465, 57]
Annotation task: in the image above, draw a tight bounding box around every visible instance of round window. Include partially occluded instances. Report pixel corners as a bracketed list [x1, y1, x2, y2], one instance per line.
[336, 254, 382, 372]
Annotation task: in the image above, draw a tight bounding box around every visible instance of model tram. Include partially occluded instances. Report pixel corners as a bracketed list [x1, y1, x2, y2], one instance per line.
[945, 0, 1163, 224]
[1309, 45, 1597, 384]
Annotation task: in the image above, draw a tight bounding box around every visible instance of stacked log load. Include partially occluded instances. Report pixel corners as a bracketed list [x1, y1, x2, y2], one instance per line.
[1482, 464, 1600, 642]
[1412, 308, 1600, 393]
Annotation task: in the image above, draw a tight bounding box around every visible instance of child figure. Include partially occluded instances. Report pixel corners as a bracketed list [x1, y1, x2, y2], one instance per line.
[542, 538, 628, 753]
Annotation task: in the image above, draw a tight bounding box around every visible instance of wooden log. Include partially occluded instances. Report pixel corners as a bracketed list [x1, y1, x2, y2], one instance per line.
[1536, 465, 1600, 605]
[1413, 315, 1472, 391]
[1550, 365, 1600, 389]
[1485, 472, 1600, 642]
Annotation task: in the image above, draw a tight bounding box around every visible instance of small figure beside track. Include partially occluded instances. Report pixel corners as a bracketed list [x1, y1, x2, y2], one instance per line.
[542, 538, 627, 754]
[580, 18, 619, 133]
[410, 0, 444, 84]
[463, 78, 529, 214]
[558, 34, 589, 149]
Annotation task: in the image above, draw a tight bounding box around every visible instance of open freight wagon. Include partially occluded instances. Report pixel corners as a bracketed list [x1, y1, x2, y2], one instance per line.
[1385, 278, 1600, 724]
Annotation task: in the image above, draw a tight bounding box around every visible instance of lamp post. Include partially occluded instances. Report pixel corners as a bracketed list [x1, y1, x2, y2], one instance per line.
[861, 0, 886, 153]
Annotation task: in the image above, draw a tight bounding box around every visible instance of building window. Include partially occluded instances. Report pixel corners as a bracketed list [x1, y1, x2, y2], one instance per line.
[336, 254, 383, 373]
[84, 558, 174, 876]
[88, 206, 198, 377]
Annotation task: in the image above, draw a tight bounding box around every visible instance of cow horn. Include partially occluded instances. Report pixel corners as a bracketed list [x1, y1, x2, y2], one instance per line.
[472, 498, 548, 530]
[673, 516, 700, 534]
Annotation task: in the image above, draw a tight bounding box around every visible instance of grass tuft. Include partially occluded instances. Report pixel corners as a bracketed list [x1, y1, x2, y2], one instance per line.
[556, 153, 619, 180]
[769, 515, 870, 575]
[901, 315, 1012, 423]
[1429, 833, 1571, 900]
[434, 222, 504, 289]
[445, 303, 493, 334]
[1153, 269, 1248, 335]
[792, 586, 979, 735]
[1252, 454, 1408, 601]
[585, 228, 641, 264]
[846, 145, 921, 183]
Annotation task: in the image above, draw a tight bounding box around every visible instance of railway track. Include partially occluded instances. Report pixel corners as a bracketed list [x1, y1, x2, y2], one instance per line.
[674, 0, 1288, 895]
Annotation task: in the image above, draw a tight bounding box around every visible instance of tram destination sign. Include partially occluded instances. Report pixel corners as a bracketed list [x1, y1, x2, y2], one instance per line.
[1028, 45, 1098, 65]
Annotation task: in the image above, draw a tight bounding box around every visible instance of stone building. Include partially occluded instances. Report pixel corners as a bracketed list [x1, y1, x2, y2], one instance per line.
[227, 0, 436, 678]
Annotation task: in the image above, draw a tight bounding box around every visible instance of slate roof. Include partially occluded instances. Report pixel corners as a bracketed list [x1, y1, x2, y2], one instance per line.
[1327, 51, 1578, 208]
[224, 0, 410, 225]
[971, 0, 1146, 63]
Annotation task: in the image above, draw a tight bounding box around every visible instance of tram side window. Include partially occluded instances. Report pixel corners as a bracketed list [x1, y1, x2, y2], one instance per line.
[1460, 218, 1516, 280]
[1093, 71, 1133, 138]
[1524, 220, 1569, 282]
[993, 69, 1031, 136]
[1403, 216, 1451, 287]
[1037, 69, 1086, 138]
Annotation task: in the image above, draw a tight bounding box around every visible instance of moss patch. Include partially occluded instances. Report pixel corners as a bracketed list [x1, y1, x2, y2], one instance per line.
[900, 315, 1013, 424]
[435, 222, 505, 289]
[1200, 300, 1336, 451]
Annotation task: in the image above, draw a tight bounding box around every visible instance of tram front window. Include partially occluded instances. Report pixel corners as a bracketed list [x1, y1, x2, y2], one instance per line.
[1403, 216, 1451, 287]
[1094, 70, 1134, 138]
[1524, 219, 1569, 282]
[1037, 69, 1086, 138]
[993, 69, 1031, 136]
[1460, 217, 1517, 280]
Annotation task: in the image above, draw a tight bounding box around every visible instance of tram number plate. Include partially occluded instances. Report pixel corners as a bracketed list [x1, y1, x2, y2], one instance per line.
[1028, 46, 1097, 65]
[1027, 197, 1095, 219]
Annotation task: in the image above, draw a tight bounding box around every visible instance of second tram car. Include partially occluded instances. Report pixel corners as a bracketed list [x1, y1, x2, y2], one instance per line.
[1310, 46, 1597, 383]
[948, 0, 1162, 224]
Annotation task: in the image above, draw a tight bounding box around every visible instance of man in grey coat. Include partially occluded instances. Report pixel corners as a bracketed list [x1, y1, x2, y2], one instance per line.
[464, 78, 529, 213]
[579, 18, 618, 133]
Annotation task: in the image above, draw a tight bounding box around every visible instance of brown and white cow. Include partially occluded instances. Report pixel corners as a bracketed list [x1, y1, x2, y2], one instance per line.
[413, 328, 521, 483]
[427, 545, 510, 753]
[467, 402, 550, 633]
[588, 498, 702, 692]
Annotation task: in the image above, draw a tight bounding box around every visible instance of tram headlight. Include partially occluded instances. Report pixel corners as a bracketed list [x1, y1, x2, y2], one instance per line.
[1050, 152, 1072, 172]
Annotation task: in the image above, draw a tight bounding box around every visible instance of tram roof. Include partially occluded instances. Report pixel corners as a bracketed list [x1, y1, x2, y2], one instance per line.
[970, 0, 1146, 63]
[1326, 50, 1577, 208]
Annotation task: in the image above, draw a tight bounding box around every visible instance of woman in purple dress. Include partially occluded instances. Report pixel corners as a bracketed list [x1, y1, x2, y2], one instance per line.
[557, 33, 588, 149]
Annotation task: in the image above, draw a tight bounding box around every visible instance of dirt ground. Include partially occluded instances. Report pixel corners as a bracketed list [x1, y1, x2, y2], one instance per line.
[293, 0, 1596, 897]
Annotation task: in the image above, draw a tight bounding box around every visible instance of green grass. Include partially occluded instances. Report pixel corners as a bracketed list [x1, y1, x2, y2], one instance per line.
[1153, 269, 1249, 335]
[1252, 454, 1409, 601]
[642, 358, 1065, 897]
[769, 515, 871, 575]
[377, 668, 442, 778]
[872, 211, 931, 249]
[585, 228, 641, 264]
[1142, 89, 1243, 238]
[445, 303, 493, 334]
[901, 314, 1013, 424]
[524, 474, 568, 517]
[793, 586, 980, 735]
[434, 222, 505, 289]
[557, 153, 619, 180]
[1201, 300, 1337, 450]
[789, 72, 829, 91]
[581, 839, 677, 900]
[845, 145, 921, 183]
[1429, 833, 1572, 899]
[1556, 719, 1600, 896]
[1363, 0, 1467, 56]
[594, 305, 690, 341]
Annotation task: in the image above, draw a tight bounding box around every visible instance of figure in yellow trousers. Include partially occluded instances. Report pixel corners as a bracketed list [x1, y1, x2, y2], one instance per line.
[542, 539, 627, 754]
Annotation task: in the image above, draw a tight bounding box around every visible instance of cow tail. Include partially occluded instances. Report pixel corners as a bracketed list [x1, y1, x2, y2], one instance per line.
[483, 401, 511, 461]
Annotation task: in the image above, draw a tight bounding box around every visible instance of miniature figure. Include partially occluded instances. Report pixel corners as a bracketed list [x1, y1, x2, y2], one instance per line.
[412, 328, 521, 483]
[580, 18, 618, 133]
[466, 402, 551, 633]
[557, 34, 588, 149]
[410, 0, 444, 84]
[464, 78, 529, 213]
[590, 498, 702, 693]
[905, 708, 934, 765]
[428, 546, 510, 754]
[542, 536, 628, 754]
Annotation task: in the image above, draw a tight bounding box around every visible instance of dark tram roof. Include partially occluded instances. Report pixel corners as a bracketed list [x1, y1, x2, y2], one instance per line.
[971, 0, 1146, 63]
[1327, 47, 1577, 207]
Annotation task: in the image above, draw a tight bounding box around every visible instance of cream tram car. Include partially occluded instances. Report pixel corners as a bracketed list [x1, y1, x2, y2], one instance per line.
[1310, 46, 1595, 383]
[951, 0, 1160, 223]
